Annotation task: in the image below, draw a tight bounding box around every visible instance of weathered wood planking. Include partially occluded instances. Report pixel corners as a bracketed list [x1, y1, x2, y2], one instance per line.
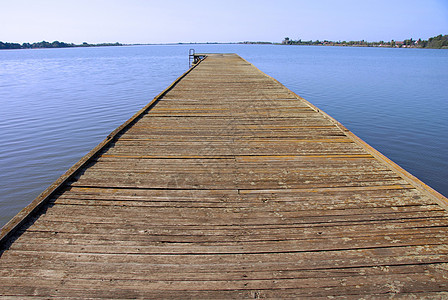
[1, 53, 448, 298]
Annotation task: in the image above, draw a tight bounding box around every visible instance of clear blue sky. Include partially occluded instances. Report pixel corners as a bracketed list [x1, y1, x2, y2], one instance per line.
[1, 0, 447, 44]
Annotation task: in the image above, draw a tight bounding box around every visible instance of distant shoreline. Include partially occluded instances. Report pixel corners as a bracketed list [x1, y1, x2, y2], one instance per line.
[1, 35, 447, 50]
[279, 35, 448, 49]
[0, 41, 122, 50]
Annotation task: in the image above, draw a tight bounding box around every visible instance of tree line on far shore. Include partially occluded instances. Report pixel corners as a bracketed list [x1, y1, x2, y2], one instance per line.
[2, 35, 447, 50]
[0, 41, 123, 50]
[282, 34, 448, 49]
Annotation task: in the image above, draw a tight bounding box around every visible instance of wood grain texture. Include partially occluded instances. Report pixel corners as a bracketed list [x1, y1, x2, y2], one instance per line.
[1, 53, 448, 298]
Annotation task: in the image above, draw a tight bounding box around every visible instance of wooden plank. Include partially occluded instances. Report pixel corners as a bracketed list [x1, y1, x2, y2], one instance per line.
[21, 216, 448, 237]
[1, 263, 446, 284]
[3, 246, 448, 274]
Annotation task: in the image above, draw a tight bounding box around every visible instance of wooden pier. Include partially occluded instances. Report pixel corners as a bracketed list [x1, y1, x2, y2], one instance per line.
[1, 53, 448, 298]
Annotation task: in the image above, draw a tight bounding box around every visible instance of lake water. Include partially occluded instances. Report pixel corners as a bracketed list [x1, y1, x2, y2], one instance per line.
[1, 44, 447, 227]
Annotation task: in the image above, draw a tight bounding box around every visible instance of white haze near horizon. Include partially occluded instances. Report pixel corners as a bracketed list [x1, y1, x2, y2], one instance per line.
[1, 0, 447, 44]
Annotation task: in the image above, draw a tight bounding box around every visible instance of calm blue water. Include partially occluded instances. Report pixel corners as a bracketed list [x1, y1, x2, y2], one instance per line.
[1, 44, 447, 227]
